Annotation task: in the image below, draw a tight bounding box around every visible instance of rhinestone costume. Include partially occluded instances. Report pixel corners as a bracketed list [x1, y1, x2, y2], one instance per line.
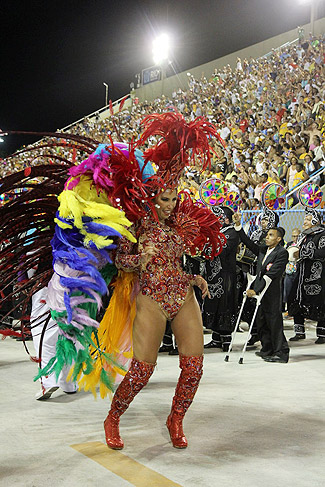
[170, 354, 203, 416]
[115, 219, 195, 320]
[166, 354, 203, 448]
[109, 357, 155, 420]
[104, 357, 155, 449]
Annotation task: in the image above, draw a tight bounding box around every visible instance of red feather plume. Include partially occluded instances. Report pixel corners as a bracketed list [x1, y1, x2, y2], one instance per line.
[0, 329, 22, 338]
[169, 191, 226, 259]
[109, 99, 114, 116]
[119, 95, 128, 112]
[136, 111, 218, 189]
[108, 146, 154, 222]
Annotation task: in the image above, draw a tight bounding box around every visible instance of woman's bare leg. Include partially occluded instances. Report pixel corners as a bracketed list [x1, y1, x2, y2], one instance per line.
[104, 293, 166, 449]
[132, 293, 167, 364]
[171, 288, 204, 356]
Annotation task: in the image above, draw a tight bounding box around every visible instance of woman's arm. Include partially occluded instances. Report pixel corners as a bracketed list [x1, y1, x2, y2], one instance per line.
[302, 170, 309, 182]
[191, 274, 210, 299]
[115, 231, 158, 272]
[115, 237, 141, 272]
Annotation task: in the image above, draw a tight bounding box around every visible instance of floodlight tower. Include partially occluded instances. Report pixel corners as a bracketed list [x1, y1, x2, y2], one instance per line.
[300, 0, 319, 35]
[310, 0, 317, 35]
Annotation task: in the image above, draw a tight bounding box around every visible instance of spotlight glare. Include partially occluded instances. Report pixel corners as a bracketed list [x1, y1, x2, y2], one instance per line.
[153, 33, 171, 65]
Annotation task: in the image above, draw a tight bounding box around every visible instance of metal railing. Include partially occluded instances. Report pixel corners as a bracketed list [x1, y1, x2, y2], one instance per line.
[257, 38, 299, 61]
[285, 166, 325, 209]
[240, 209, 325, 240]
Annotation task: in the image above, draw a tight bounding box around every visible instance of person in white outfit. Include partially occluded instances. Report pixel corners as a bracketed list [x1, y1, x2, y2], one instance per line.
[31, 287, 77, 400]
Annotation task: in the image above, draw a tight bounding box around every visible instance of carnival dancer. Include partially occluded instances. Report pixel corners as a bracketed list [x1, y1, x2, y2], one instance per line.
[0, 112, 226, 450]
[203, 206, 239, 352]
[105, 189, 213, 450]
[288, 209, 325, 343]
[233, 212, 290, 363]
[103, 113, 226, 450]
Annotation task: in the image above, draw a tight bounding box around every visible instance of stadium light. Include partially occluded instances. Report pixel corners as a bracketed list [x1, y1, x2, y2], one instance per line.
[153, 33, 171, 66]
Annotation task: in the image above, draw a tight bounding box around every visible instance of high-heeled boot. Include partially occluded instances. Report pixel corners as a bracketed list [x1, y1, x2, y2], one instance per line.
[104, 357, 155, 449]
[166, 354, 203, 448]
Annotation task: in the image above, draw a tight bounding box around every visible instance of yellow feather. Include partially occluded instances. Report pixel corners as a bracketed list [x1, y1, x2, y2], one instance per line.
[54, 219, 73, 229]
[57, 178, 136, 245]
[76, 271, 136, 399]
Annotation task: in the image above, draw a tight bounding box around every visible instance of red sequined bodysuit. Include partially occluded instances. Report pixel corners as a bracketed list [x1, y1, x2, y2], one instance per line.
[115, 219, 195, 320]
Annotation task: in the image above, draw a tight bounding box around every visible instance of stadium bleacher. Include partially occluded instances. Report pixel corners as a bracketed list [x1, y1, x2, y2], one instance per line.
[1, 32, 325, 213]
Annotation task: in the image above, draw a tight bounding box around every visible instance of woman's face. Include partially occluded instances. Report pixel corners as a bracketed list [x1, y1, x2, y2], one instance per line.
[154, 189, 177, 222]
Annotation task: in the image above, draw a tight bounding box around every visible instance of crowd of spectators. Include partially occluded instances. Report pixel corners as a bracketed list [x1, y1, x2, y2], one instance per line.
[2, 32, 325, 210]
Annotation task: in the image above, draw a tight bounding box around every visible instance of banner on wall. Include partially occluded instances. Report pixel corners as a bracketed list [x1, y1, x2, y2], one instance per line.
[142, 66, 161, 85]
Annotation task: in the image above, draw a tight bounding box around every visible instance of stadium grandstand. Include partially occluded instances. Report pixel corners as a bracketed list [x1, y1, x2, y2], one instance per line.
[1, 21, 325, 230]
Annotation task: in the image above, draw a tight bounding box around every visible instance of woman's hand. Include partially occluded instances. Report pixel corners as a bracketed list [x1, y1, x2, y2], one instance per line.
[194, 275, 211, 299]
[140, 244, 158, 266]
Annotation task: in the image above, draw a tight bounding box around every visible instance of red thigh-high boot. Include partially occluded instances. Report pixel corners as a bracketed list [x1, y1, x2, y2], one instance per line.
[104, 357, 155, 450]
[166, 354, 203, 448]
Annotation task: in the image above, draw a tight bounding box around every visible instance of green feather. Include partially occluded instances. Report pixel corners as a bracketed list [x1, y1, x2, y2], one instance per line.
[33, 356, 56, 381]
[100, 368, 115, 393]
[35, 264, 119, 390]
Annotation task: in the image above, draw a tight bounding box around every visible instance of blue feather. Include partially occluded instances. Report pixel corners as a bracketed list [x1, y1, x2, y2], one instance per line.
[64, 292, 73, 323]
[60, 276, 107, 296]
[82, 219, 122, 238]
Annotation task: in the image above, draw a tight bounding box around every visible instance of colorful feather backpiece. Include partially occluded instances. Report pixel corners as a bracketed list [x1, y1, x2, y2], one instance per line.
[0, 137, 138, 393]
[0, 112, 225, 399]
[33, 146, 139, 392]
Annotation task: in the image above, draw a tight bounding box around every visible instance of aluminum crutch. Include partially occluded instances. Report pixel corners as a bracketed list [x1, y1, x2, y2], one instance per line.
[224, 273, 255, 362]
[237, 278, 272, 364]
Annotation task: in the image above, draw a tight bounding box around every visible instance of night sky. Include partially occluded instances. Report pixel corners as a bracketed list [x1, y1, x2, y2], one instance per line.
[1, 0, 323, 155]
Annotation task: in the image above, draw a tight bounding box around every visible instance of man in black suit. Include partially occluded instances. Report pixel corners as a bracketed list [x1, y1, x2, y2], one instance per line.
[233, 212, 290, 363]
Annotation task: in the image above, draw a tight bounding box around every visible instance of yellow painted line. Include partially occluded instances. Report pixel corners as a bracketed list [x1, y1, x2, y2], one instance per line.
[71, 441, 183, 487]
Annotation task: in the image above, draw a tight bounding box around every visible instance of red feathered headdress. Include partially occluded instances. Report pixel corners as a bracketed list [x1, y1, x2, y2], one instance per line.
[135, 111, 218, 190]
